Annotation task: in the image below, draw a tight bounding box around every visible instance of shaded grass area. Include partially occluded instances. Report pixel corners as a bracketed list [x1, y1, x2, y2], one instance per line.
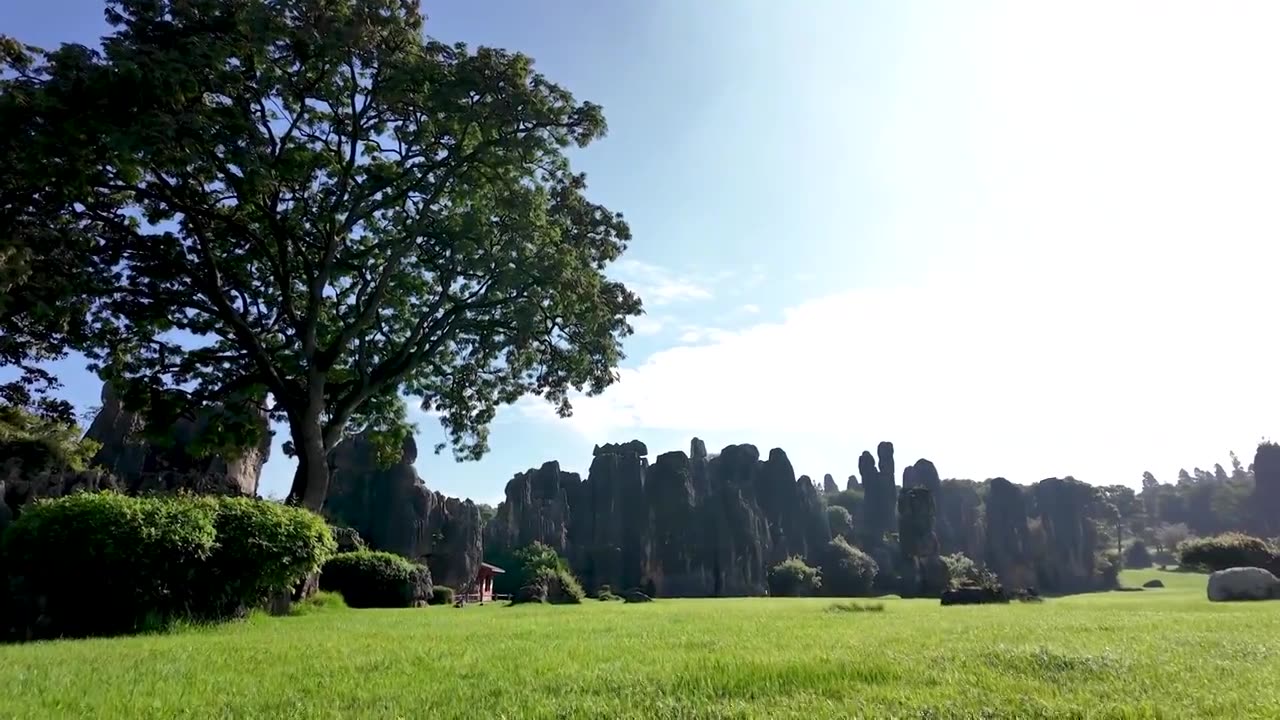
[1, 570, 1276, 718]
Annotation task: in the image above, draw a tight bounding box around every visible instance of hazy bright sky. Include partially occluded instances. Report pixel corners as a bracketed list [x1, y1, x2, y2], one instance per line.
[5, 1, 1280, 503]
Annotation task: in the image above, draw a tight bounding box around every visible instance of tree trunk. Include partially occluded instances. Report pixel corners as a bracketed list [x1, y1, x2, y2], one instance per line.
[288, 419, 330, 512]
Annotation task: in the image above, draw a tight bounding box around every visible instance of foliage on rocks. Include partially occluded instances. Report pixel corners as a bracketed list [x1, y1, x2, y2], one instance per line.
[818, 537, 878, 597]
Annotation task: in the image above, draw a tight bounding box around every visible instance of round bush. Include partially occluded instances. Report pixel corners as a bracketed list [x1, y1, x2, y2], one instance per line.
[1, 491, 217, 639]
[819, 538, 879, 596]
[192, 496, 336, 618]
[1178, 533, 1279, 573]
[319, 550, 432, 608]
[0, 492, 335, 639]
[768, 556, 822, 597]
[1124, 540, 1153, 569]
[430, 586, 456, 606]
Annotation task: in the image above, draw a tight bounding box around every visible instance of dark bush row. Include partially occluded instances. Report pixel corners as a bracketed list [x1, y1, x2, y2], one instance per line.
[1177, 533, 1279, 573]
[319, 551, 431, 608]
[0, 492, 334, 640]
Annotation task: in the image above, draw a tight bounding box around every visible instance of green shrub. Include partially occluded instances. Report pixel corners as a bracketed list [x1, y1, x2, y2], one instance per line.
[596, 584, 621, 601]
[818, 537, 878, 596]
[534, 566, 585, 604]
[319, 550, 431, 608]
[941, 552, 999, 590]
[0, 492, 335, 639]
[2, 492, 217, 638]
[826, 505, 854, 540]
[288, 591, 348, 616]
[768, 556, 822, 597]
[1178, 533, 1279, 573]
[1124, 540, 1153, 569]
[193, 496, 335, 619]
[430, 586, 456, 606]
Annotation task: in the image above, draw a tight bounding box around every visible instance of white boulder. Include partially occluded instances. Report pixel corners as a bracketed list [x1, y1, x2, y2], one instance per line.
[1207, 567, 1280, 602]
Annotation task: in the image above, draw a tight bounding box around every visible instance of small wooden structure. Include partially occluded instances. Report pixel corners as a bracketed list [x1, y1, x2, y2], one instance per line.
[457, 562, 505, 604]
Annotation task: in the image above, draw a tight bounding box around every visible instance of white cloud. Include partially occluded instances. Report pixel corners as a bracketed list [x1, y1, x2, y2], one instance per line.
[612, 258, 714, 306]
[630, 314, 666, 336]
[525, 1, 1280, 487]
[741, 304, 761, 314]
[524, 266, 1280, 486]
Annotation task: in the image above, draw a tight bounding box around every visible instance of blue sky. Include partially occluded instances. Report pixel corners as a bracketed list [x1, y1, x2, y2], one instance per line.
[5, 1, 1280, 503]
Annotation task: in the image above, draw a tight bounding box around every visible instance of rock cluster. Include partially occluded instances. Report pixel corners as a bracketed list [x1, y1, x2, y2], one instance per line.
[896, 487, 947, 597]
[984, 477, 1037, 591]
[1252, 443, 1280, 538]
[484, 438, 830, 597]
[859, 443, 898, 546]
[83, 382, 270, 496]
[324, 433, 483, 590]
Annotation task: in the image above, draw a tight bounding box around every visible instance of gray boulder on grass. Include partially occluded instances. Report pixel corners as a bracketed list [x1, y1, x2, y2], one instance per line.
[1207, 567, 1280, 602]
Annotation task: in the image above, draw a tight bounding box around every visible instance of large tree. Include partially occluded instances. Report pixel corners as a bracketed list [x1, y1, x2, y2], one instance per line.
[0, 0, 642, 509]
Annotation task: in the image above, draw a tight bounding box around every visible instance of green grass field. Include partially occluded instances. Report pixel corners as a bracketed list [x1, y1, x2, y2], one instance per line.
[1, 570, 1276, 719]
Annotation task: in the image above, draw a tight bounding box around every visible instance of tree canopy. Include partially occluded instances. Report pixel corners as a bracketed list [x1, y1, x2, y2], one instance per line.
[0, 0, 642, 508]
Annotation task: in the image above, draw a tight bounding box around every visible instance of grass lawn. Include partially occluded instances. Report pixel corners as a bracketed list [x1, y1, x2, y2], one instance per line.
[1, 569, 1276, 719]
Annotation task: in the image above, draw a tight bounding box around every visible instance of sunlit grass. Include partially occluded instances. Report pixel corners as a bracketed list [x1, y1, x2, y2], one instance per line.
[1, 570, 1275, 718]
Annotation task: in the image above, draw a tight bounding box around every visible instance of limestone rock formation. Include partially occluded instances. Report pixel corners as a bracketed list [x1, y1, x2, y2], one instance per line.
[1207, 567, 1280, 602]
[593, 440, 648, 457]
[846, 475, 859, 491]
[984, 478, 1036, 591]
[1251, 442, 1280, 538]
[859, 444, 897, 546]
[83, 382, 270, 496]
[936, 479, 984, 557]
[0, 466, 117, 525]
[897, 487, 947, 597]
[484, 439, 831, 597]
[324, 433, 483, 590]
[1030, 477, 1103, 593]
[823, 474, 839, 494]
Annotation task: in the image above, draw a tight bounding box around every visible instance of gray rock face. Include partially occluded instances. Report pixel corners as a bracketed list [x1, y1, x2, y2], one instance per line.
[484, 439, 830, 597]
[83, 382, 269, 496]
[324, 433, 483, 590]
[1, 465, 117, 524]
[823, 474, 839, 494]
[593, 440, 648, 457]
[1031, 477, 1104, 593]
[984, 477, 1036, 591]
[1252, 443, 1280, 538]
[1207, 567, 1280, 602]
[897, 487, 947, 598]
[859, 444, 897, 546]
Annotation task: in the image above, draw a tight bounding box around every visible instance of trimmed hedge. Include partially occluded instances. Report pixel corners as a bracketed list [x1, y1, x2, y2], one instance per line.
[1178, 533, 1279, 573]
[194, 496, 336, 619]
[319, 550, 432, 608]
[0, 492, 334, 640]
[430, 586, 456, 606]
